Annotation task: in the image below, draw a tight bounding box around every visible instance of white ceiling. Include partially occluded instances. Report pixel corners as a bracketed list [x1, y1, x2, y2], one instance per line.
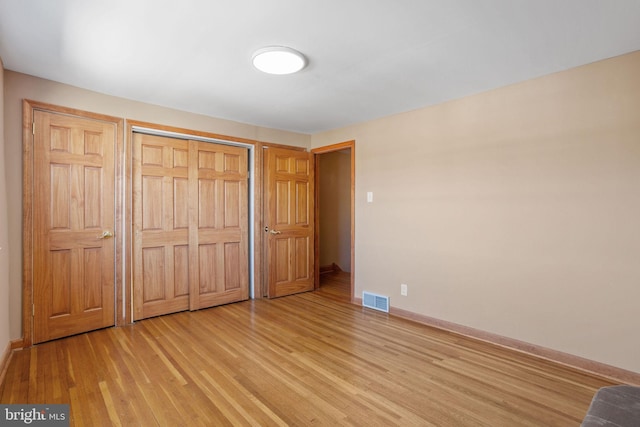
[1, 1, 640, 134]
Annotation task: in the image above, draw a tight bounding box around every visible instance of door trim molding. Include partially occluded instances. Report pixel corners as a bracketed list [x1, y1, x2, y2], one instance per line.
[311, 140, 355, 302]
[126, 120, 284, 321]
[126, 120, 307, 303]
[22, 100, 124, 346]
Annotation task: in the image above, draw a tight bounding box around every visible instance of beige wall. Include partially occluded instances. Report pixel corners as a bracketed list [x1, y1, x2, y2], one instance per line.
[318, 150, 351, 271]
[0, 58, 10, 357]
[3, 71, 310, 340]
[5, 52, 640, 375]
[311, 51, 640, 373]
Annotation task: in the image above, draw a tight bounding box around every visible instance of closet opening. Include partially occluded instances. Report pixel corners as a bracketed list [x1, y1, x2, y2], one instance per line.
[130, 126, 255, 321]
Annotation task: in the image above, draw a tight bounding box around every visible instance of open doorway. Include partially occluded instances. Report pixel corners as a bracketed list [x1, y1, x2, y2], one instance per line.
[313, 141, 355, 303]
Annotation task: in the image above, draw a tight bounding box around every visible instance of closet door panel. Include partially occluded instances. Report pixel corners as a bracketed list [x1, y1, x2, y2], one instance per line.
[189, 140, 249, 310]
[133, 134, 249, 319]
[133, 134, 189, 320]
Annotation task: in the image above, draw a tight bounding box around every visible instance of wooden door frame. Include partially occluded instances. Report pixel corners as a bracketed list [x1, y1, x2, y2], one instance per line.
[22, 100, 125, 347]
[125, 121, 307, 315]
[126, 121, 257, 321]
[311, 141, 355, 302]
[22, 106, 311, 346]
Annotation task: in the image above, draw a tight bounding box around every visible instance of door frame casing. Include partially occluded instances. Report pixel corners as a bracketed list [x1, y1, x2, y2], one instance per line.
[311, 140, 355, 302]
[21, 104, 310, 346]
[22, 100, 125, 347]
[125, 121, 307, 319]
[129, 126, 253, 320]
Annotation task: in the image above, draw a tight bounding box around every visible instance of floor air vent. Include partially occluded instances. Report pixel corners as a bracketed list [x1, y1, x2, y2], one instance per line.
[362, 291, 389, 313]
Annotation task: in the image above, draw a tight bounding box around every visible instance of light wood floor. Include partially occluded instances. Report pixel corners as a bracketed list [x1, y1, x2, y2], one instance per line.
[318, 270, 352, 303]
[1, 276, 615, 426]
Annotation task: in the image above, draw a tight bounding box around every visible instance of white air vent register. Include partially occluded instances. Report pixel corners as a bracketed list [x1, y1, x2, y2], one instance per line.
[362, 291, 389, 313]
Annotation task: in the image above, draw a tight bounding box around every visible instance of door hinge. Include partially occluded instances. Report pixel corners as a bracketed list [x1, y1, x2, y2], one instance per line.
[32, 304, 35, 317]
[32, 122, 35, 135]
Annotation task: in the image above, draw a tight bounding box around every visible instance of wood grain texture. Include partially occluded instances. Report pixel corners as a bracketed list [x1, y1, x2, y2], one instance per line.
[133, 133, 191, 319]
[0, 342, 11, 387]
[386, 302, 640, 387]
[133, 134, 249, 319]
[318, 270, 351, 303]
[23, 101, 124, 344]
[266, 148, 315, 298]
[1, 286, 615, 426]
[189, 140, 249, 310]
[31, 109, 116, 343]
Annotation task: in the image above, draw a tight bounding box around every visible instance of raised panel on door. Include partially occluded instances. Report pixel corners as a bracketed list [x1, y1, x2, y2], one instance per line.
[133, 133, 189, 320]
[32, 110, 116, 343]
[133, 135, 249, 318]
[265, 148, 314, 298]
[189, 140, 249, 310]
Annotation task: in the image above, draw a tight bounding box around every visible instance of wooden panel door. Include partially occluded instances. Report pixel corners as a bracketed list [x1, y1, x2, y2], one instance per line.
[189, 140, 249, 309]
[133, 133, 190, 320]
[133, 134, 249, 319]
[32, 110, 116, 343]
[265, 147, 315, 297]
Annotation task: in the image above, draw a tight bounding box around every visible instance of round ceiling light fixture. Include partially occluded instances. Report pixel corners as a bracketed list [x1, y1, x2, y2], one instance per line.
[252, 46, 307, 75]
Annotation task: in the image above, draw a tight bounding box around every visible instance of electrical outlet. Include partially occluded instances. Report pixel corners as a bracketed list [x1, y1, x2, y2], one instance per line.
[400, 283, 408, 296]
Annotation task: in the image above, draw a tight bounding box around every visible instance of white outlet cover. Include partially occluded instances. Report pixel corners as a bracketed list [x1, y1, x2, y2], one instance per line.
[367, 192, 373, 203]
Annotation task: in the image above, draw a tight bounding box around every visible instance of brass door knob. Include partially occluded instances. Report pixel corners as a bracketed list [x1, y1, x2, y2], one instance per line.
[98, 230, 114, 239]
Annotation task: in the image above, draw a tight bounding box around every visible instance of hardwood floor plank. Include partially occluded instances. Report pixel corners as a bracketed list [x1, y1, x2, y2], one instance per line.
[1, 280, 618, 426]
[99, 381, 122, 427]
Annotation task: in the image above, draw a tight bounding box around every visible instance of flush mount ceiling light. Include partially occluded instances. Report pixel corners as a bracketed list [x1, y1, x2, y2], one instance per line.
[252, 46, 307, 75]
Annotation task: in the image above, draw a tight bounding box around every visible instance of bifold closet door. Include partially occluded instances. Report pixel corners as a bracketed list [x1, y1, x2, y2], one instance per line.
[133, 133, 248, 320]
[133, 134, 190, 319]
[189, 140, 249, 310]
